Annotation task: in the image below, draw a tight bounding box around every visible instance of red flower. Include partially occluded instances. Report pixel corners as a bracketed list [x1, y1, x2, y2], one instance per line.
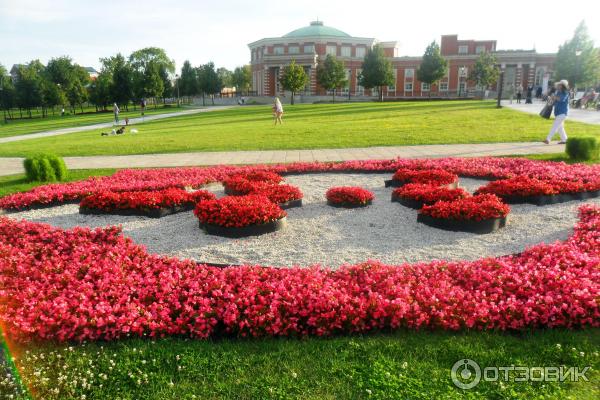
[250, 184, 303, 204]
[392, 169, 458, 186]
[476, 176, 559, 197]
[420, 194, 510, 221]
[80, 188, 215, 211]
[393, 183, 469, 204]
[326, 187, 374, 206]
[194, 195, 286, 228]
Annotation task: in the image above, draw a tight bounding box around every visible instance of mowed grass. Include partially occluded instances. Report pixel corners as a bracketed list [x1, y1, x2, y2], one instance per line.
[5, 329, 599, 399]
[2, 100, 600, 157]
[0, 105, 190, 139]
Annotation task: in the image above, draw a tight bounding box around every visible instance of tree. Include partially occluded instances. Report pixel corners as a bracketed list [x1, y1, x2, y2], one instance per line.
[158, 66, 172, 104]
[178, 60, 198, 101]
[67, 79, 88, 113]
[416, 41, 448, 98]
[129, 48, 174, 106]
[197, 62, 222, 106]
[46, 56, 76, 87]
[129, 47, 175, 75]
[39, 79, 64, 116]
[143, 61, 165, 107]
[0, 65, 16, 119]
[217, 67, 233, 88]
[316, 54, 347, 102]
[88, 71, 112, 111]
[106, 54, 133, 108]
[14, 61, 43, 117]
[279, 60, 308, 105]
[359, 44, 394, 101]
[554, 21, 600, 88]
[232, 65, 252, 95]
[469, 51, 499, 90]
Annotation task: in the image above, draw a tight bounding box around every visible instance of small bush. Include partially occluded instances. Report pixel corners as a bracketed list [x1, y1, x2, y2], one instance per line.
[566, 137, 600, 161]
[23, 154, 68, 182]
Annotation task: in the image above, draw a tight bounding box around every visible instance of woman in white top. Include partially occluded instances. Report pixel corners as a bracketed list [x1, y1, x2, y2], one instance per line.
[273, 97, 283, 125]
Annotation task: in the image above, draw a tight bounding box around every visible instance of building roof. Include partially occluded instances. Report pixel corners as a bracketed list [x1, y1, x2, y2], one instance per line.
[283, 21, 350, 38]
[84, 67, 99, 74]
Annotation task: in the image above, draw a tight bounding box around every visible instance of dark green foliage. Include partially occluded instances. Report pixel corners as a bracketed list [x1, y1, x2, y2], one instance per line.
[23, 154, 68, 182]
[359, 45, 394, 101]
[416, 41, 448, 95]
[566, 136, 600, 161]
[279, 60, 308, 105]
[316, 54, 347, 102]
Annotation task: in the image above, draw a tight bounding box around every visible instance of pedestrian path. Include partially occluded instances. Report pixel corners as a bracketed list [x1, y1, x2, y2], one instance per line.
[0, 106, 234, 144]
[503, 100, 600, 125]
[0, 141, 566, 176]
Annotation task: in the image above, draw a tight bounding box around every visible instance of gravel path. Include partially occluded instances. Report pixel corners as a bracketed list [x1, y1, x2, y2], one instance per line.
[9, 173, 600, 268]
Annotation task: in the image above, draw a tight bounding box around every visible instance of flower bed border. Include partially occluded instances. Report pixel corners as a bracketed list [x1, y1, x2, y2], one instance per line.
[390, 193, 425, 209]
[417, 213, 507, 234]
[326, 199, 373, 209]
[199, 217, 287, 238]
[279, 199, 303, 209]
[80, 204, 194, 219]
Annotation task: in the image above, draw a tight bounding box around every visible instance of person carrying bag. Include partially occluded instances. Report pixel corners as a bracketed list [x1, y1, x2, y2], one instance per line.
[539, 98, 553, 119]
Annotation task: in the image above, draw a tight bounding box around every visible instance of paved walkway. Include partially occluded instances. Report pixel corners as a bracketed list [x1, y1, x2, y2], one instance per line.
[0, 142, 566, 176]
[503, 100, 600, 125]
[0, 106, 234, 144]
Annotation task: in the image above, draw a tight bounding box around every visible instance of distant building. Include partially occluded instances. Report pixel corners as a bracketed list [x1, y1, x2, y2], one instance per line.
[9, 64, 23, 82]
[248, 21, 556, 98]
[84, 67, 99, 80]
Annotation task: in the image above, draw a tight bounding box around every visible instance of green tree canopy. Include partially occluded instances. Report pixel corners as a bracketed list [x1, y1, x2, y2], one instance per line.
[554, 21, 600, 88]
[15, 61, 44, 116]
[108, 54, 134, 107]
[359, 44, 394, 101]
[316, 54, 347, 102]
[469, 51, 499, 89]
[217, 67, 233, 88]
[88, 71, 112, 110]
[279, 60, 308, 105]
[0, 64, 16, 115]
[232, 65, 252, 94]
[197, 62, 222, 105]
[179, 60, 198, 97]
[129, 47, 175, 74]
[416, 41, 448, 96]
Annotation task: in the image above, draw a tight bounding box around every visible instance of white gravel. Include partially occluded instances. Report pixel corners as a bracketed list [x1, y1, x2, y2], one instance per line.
[8, 173, 600, 268]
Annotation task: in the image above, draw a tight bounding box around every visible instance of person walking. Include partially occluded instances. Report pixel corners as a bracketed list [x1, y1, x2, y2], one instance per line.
[113, 103, 120, 125]
[543, 80, 570, 145]
[516, 85, 523, 103]
[273, 97, 283, 125]
[526, 85, 533, 104]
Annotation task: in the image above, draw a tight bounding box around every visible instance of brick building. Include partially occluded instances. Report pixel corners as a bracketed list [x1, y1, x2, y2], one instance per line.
[248, 21, 556, 98]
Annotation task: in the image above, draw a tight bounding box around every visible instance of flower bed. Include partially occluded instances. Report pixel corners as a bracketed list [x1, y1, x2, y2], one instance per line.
[418, 194, 510, 234]
[222, 172, 283, 195]
[1, 205, 598, 342]
[386, 169, 458, 188]
[251, 184, 303, 209]
[2, 157, 600, 211]
[391, 183, 470, 209]
[79, 188, 216, 218]
[194, 194, 287, 237]
[326, 187, 374, 208]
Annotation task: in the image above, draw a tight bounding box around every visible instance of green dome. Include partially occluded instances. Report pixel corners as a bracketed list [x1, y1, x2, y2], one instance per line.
[284, 21, 350, 38]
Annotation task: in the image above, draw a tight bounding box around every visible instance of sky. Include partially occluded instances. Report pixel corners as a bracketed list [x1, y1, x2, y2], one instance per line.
[1, 0, 599, 73]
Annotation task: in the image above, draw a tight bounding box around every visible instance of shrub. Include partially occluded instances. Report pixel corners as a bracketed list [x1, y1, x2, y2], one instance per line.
[23, 154, 68, 182]
[566, 137, 600, 161]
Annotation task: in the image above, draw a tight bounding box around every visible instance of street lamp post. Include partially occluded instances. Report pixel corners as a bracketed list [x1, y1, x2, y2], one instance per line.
[175, 74, 180, 107]
[0, 86, 6, 124]
[458, 66, 465, 98]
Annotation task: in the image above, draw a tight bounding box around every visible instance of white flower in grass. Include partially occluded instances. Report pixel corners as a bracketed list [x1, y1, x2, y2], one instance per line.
[291, 372, 298, 379]
[580, 352, 585, 357]
[555, 344, 561, 349]
[168, 381, 175, 387]
[401, 361, 408, 369]
[366, 389, 372, 395]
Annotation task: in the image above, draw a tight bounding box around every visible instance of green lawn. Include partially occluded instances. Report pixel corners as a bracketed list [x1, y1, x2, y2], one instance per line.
[4, 329, 598, 399]
[0, 105, 192, 139]
[1, 101, 600, 158]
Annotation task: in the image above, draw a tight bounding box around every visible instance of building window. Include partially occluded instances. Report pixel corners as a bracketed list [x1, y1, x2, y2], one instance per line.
[326, 45, 337, 56]
[458, 45, 469, 54]
[356, 69, 364, 94]
[342, 69, 351, 94]
[274, 46, 284, 55]
[404, 82, 413, 92]
[388, 69, 397, 91]
[356, 47, 366, 58]
[421, 82, 430, 91]
[459, 81, 467, 92]
[288, 46, 299, 54]
[404, 68, 414, 78]
[341, 46, 351, 57]
[303, 44, 315, 53]
[475, 45, 486, 54]
[439, 82, 448, 91]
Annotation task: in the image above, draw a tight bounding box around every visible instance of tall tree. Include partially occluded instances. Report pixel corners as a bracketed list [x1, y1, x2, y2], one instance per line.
[179, 60, 198, 100]
[416, 41, 448, 98]
[469, 51, 499, 90]
[143, 61, 165, 107]
[88, 71, 112, 111]
[217, 67, 233, 88]
[316, 54, 347, 103]
[129, 48, 174, 106]
[39, 79, 64, 116]
[197, 62, 222, 106]
[0, 64, 16, 119]
[45, 56, 76, 87]
[554, 21, 600, 88]
[14, 61, 44, 117]
[279, 60, 308, 105]
[359, 44, 394, 101]
[67, 79, 88, 113]
[106, 54, 133, 108]
[232, 65, 252, 95]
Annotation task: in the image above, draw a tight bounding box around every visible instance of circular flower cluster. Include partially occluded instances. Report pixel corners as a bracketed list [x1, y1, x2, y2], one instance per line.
[80, 188, 215, 211]
[393, 183, 469, 205]
[254, 184, 303, 204]
[326, 186, 374, 207]
[223, 171, 283, 195]
[392, 169, 458, 186]
[194, 194, 287, 228]
[420, 194, 511, 221]
[475, 176, 559, 198]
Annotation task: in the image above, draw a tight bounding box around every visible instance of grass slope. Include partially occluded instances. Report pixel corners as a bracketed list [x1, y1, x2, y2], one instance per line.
[4, 329, 598, 399]
[1, 101, 600, 157]
[0, 105, 189, 139]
